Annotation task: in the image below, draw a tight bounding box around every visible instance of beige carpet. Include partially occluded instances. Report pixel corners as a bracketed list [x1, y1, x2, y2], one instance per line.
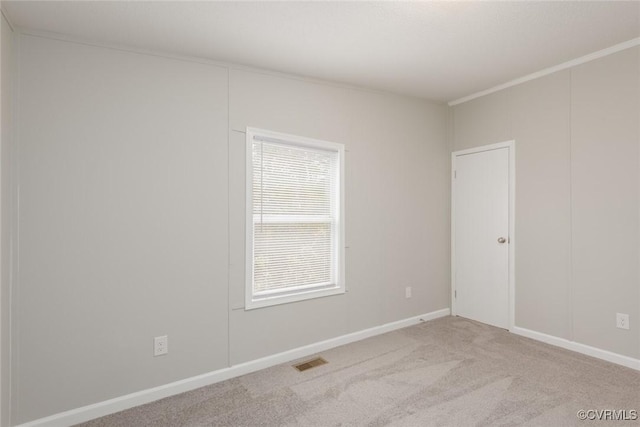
[78, 316, 640, 426]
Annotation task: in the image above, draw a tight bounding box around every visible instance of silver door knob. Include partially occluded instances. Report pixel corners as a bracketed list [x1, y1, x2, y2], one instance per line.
[497, 237, 507, 244]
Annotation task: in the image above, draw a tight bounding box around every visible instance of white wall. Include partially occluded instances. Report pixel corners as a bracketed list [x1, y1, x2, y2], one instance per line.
[451, 46, 640, 359]
[1, 9, 13, 427]
[12, 35, 449, 424]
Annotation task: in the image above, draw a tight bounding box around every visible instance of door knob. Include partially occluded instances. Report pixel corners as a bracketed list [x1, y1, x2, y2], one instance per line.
[497, 237, 507, 244]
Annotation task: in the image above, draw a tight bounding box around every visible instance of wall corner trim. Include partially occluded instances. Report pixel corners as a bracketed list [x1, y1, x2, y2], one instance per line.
[15, 308, 451, 427]
[448, 37, 640, 107]
[512, 326, 640, 371]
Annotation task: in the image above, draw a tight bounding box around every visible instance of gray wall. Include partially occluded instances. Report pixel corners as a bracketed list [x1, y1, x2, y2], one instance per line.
[13, 35, 449, 423]
[15, 35, 230, 423]
[451, 46, 640, 359]
[228, 70, 449, 363]
[1, 11, 13, 427]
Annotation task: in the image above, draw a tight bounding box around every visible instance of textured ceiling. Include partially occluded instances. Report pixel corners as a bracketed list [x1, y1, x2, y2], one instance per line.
[3, 1, 640, 102]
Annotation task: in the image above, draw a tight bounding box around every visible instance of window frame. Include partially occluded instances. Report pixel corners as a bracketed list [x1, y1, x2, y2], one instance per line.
[245, 127, 345, 310]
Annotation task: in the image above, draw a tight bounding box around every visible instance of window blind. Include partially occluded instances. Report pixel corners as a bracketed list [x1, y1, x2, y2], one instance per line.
[251, 138, 339, 297]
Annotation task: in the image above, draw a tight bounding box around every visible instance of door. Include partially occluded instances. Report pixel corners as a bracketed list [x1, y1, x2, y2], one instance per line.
[452, 143, 512, 329]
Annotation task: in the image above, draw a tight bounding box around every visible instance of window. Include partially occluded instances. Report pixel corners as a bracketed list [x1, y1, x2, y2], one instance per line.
[245, 128, 345, 309]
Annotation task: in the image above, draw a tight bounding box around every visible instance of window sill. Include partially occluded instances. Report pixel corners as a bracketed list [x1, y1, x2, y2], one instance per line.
[245, 285, 345, 310]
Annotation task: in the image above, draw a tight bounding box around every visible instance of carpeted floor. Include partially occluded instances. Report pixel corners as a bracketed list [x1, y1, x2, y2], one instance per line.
[78, 316, 640, 426]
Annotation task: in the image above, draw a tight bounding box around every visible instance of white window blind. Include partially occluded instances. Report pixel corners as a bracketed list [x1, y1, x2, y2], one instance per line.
[246, 128, 345, 309]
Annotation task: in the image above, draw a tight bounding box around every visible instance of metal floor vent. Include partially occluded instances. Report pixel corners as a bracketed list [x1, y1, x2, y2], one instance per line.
[293, 357, 328, 372]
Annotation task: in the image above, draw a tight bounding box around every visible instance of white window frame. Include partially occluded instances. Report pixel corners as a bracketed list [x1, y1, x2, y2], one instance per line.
[245, 127, 345, 310]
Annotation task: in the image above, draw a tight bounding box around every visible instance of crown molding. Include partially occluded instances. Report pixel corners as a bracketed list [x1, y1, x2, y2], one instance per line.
[449, 37, 640, 106]
[1, 5, 16, 32]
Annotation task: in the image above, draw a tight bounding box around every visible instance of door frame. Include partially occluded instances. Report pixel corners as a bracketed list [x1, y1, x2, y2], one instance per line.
[451, 140, 516, 331]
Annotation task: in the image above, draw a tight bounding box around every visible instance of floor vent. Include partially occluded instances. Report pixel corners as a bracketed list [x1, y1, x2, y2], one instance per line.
[293, 357, 328, 372]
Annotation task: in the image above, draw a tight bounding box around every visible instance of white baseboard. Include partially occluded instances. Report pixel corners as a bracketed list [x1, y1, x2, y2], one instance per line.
[511, 326, 640, 371]
[17, 308, 450, 427]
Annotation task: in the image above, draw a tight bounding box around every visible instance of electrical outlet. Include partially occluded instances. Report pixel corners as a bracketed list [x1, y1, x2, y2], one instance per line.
[616, 313, 629, 330]
[154, 335, 168, 356]
[405, 286, 412, 299]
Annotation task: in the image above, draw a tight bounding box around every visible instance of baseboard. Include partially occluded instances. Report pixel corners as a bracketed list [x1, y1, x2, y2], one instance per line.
[511, 326, 640, 371]
[17, 308, 450, 427]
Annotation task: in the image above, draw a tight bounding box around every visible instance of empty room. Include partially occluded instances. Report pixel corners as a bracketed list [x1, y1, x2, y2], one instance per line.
[0, 1, 639, 426]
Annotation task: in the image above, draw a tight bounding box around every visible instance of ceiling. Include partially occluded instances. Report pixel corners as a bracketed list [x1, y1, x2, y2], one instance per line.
[3, 1, 640, 103]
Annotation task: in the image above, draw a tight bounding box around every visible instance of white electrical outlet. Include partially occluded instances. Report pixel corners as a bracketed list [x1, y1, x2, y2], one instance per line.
[154, 335, 168, 356]
[616, 313, 629, 330]
[405, 286, 412, 299]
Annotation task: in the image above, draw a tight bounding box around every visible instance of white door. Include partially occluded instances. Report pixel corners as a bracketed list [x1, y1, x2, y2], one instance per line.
[453, 144, 511, 329]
